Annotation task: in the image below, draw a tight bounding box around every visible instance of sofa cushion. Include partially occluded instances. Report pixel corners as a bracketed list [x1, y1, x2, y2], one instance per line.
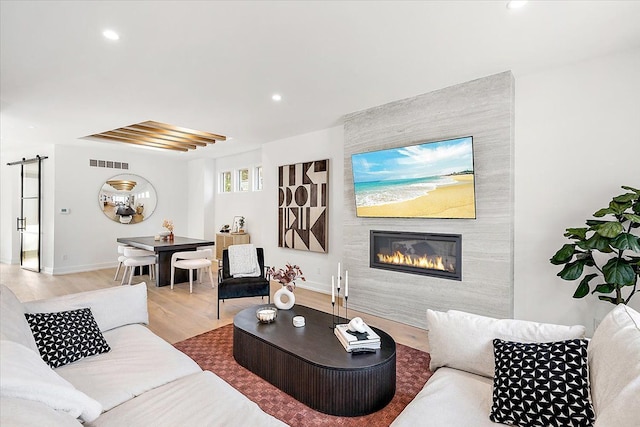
[0, 285, 38, 352]
[390, 367, 496, 427]
[0, 397, 83, 427]
[0, 340, 102, 422]
[490, 338, 594, 427]
[24, 283, 148, 333]
[55, 324, 201, 411]
[25, 308, 111, 369]
[589, 304, 640, 426]
[427, 309, 586, 377]
[86, 371, 287, 427]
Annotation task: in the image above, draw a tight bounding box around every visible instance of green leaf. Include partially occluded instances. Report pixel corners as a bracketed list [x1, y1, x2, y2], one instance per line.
[596, 221, 624, 238]
[623, 213, 640, 224]
[613, 193, 638, 203]
[593, 208, 613, 218]
[575, 252, 595, 266]
[584, 233, 613, 252]
[564, 228, 588, 240]
[550, 244, 576, 265]
[611, 233, 640, 252]
[574, 273, 597, 298]
[602, 258, 636, 286]
[586, 219, 606, 227]
[621, 185, 640, 194]
[592, 283, 616, 294]
[609, 200, 633, 214]
[558, 260, 585, 281]
[597, 296, 619, 304]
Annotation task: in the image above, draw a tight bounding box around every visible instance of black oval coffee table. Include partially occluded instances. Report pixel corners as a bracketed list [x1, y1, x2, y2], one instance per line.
[233, 305, 396, 416]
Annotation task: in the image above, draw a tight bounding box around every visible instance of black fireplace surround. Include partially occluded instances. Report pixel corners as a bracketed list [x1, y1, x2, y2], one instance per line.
[370, 230, 462, 280]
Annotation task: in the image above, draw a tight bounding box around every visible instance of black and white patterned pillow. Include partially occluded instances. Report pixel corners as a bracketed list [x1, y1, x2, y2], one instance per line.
[490, 338, 594, 427]
[25, 307, 110, 369]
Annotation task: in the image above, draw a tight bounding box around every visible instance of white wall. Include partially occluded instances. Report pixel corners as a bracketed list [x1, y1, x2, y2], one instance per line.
[48, 144, 189, 274]
[514, 48, 640, 334]
[213, 149, 266, 247]
[261, 126, 345, 294]
[187, 158, 216, 240]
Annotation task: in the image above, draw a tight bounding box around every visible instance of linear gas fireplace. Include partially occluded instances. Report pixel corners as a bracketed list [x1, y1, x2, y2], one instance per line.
[370, 230, 462, 280]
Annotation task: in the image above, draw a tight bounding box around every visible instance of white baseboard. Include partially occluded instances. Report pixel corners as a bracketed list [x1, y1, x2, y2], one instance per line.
[51, 262, 117, 275]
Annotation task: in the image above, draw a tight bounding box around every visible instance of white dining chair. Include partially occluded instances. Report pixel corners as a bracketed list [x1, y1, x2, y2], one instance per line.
[114, 244, 133, 281]
[121, 247, 156, 286]
[170, 249, 214, 293]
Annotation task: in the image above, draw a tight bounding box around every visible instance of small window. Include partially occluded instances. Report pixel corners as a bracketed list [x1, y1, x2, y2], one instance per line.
[221, 171, 232, 193]
[238, 168, 249, 192]
[254, 166, 263, 191]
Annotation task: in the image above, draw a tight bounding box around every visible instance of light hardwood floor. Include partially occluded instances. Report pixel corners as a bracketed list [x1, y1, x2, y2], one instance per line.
[0, 263, 429, 352]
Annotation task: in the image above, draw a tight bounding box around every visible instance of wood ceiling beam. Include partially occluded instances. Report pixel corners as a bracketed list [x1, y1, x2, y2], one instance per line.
[84, 120, 226, 152]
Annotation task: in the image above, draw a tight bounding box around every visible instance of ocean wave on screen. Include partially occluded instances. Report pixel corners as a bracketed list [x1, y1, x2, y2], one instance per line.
[355, 177, 456, 207]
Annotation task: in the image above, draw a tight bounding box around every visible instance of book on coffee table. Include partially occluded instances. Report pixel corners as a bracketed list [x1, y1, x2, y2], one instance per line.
[334, 324, 381, 352]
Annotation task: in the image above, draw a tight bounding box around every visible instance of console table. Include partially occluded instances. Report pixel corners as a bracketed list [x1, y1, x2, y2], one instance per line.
[233, 305, 396, 416]
[117, 236, 215, 287]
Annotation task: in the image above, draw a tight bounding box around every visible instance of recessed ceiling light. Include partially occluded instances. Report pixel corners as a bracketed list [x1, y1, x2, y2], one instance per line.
[102, 29, 120, 41]
[506, 1, 528, 9]
[272, 94, 282, 102]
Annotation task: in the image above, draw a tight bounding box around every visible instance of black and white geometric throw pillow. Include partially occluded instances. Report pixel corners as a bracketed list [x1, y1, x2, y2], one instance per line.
[25, 307, 110, 369]
[490, 338, 595, 427]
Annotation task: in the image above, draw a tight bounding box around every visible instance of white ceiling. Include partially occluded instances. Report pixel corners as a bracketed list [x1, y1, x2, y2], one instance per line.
[2, 1, 639, 159]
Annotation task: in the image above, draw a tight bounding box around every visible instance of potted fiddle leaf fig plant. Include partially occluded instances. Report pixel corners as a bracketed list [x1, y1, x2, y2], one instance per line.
[550, 185, 640, 305]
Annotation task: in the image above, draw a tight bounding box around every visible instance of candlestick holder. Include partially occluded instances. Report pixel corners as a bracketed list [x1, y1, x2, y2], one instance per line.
[345, 295, 348, 322]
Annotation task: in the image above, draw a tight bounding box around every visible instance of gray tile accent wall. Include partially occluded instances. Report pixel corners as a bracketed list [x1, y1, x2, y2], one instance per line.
[343, 71, 515, 328]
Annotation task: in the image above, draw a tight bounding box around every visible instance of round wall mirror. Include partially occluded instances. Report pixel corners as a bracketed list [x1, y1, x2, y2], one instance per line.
[98, 174, 157, 224]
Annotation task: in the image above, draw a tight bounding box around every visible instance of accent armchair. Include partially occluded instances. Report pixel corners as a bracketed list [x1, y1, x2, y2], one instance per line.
[217, 247, 270, 318]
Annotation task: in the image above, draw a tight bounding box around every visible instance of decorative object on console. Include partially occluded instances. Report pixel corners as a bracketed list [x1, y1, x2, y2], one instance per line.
[351, 136, 476, 219]
[490, 338, 595, 427]
[98, 173, 157, 224]
[550, 185, 639, 305]
[232, 216, 246, 234]
[268, 263, 305, 310]
[277, 159, 329, 253]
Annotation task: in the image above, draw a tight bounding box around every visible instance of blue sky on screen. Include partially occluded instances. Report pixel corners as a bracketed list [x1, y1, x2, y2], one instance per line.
[352, 137, 473, 183]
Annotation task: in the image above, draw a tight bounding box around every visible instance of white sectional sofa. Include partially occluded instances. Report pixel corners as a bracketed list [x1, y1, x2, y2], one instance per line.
[0, 283, 287, 427]
[392, 304, 640, 427]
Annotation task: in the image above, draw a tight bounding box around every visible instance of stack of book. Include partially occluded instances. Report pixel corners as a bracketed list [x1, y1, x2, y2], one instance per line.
[334, 323, 381, 352]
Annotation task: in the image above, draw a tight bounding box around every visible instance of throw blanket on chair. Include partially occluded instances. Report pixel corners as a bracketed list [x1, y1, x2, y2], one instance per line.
[228, 244, 261, 278]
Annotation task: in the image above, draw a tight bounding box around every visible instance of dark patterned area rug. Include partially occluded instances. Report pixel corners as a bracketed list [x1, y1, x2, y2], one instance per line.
[174, 324, 432, 427]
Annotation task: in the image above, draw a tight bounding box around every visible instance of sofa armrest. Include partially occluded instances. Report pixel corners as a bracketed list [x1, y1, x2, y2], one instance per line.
[23, 284, 149, 333]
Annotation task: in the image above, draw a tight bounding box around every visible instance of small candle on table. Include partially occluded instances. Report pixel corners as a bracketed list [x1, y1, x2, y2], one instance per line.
[337, 262, 341, 290]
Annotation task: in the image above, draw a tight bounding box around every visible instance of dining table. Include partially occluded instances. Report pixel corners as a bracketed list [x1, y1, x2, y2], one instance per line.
[117, 236, 215, 287]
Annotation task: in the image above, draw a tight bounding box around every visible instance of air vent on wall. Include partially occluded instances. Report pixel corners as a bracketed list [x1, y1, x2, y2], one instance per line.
[89, 159, 129, 169]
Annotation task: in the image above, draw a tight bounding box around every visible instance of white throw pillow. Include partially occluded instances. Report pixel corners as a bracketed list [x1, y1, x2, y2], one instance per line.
[0, 340, 102, 422]
[0, 285, 38, 352]
[427, 309, 586, 378]
[588, 304, 640, 425]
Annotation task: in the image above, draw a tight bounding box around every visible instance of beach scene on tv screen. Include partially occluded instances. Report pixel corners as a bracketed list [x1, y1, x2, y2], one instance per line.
[351, 136, 476, 218]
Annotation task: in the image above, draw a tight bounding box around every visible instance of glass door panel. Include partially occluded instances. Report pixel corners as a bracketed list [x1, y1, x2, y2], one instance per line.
[20, 161, 41, 272]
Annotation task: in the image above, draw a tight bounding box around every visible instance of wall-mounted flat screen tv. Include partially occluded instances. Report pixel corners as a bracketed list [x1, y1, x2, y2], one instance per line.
[351, 136, 476, 219]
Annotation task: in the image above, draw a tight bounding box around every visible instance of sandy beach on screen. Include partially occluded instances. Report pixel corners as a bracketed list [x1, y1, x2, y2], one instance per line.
[357, 174, 476, 218]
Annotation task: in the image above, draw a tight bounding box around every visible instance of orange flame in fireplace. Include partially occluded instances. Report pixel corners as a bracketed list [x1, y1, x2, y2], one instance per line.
[377, 251, 455, 272]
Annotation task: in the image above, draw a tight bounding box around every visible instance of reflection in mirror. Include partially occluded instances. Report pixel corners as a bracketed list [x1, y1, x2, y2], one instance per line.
[99, 174, 157, 224]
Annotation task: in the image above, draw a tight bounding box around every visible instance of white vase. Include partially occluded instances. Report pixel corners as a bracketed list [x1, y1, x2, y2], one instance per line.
[274, 286, 295, 310]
